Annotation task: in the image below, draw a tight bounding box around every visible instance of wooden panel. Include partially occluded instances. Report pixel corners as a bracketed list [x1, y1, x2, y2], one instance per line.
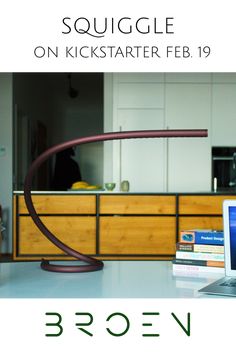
[18, 216, 96, 255]
[100, 195, 176, 214]
[179, 195, 236, 214]
[178, 216, 223, 238]
[100, 216, 176, 254]
[17, 195, 96, 214]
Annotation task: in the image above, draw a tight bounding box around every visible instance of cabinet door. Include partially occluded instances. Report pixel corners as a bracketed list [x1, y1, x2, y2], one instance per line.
[116, 109, 166, 192]
[112, 73, 166, 192]
[179, 195, 236, 215]
[166, 84, 211, 192]
[212, 83, 236, 146]
[17, 216, 96, 257]
[179, 217, 223, 236]
[17, 195, 96, 214]
[100, 216, 176, 255]
[100, 195, 176, 214]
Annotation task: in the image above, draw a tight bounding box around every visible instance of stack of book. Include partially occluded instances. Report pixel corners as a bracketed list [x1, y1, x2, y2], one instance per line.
[172, 229, 225, 276]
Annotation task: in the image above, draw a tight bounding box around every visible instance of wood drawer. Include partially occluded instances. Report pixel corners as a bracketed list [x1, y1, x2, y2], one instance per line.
[99, 195, 176, 214]
[99, 216, 176, 254]
[178, 216, 223, 237]
[179, 195, 236, 214]
[17, 216, 96, 255]
[16, 195, 96, 214]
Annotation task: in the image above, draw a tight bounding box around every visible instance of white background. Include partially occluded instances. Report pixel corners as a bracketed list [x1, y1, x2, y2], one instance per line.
[0, 0, 236, 350]
[0, 0, 236, 71]
[0, 298, 234, 353]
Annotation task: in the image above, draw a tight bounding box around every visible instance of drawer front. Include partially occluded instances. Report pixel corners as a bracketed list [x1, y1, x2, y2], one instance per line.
[100, 195, 176, 214]
[17, 216, 96, 255]
[100, 216, 176, 254]
[179, 195, 236, 214]
[17, 195, 96, 214]
[178, 216, 223, 237]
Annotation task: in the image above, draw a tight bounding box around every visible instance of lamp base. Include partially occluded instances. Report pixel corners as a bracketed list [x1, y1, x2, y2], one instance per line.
[40, 259, 104, 273]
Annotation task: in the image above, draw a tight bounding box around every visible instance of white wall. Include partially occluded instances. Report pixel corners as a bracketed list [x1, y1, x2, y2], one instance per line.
[0, 73, 13, 253]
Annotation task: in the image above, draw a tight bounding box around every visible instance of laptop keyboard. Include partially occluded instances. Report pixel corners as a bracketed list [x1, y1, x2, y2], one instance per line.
[220, 279, 236, 287]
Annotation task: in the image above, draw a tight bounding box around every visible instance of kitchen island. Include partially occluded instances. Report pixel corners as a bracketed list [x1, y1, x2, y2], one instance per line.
[13, 191, 236, 261]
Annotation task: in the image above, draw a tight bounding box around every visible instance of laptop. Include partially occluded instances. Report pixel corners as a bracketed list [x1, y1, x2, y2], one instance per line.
[199, 200, 236, 296]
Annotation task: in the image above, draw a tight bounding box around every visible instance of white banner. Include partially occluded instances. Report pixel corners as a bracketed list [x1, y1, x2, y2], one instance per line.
[0, 298, 234, 352]
[0, 0, 236, 71]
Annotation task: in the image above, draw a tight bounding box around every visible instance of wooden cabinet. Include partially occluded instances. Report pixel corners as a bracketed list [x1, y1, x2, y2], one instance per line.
[177, 194, 236, 240]
[100, 216, 176, 255]
[13, 192, 236, 261]
[13, 194, 97, 260]
[99, 195, 176, 258]
[17, 195, 96, 214]
[99, 195, 176, 214]
[18, 216, 96, 256]
[178, 195, 236, 214]
[178, 216, 223, 235]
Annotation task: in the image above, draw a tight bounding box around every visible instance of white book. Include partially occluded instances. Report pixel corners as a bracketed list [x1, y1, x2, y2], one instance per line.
[176, 251, 224, 262]
[172, 263, 225, 274]
[194, 244, 224, 254]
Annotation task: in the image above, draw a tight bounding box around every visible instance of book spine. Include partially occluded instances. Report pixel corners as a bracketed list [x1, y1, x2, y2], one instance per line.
[176, 242, 224, 253]
[172, 263, 225, 274]
[173, 258, 224, 268]
[179, 230, 224, 245]
[193, 244, 224, 254]
[175, 251, 224, 262]
[194, 232, 224, 245]
[176, 243, 194, 251]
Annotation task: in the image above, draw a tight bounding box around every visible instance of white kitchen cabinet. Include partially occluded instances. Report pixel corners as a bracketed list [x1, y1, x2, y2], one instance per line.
[212, 83, 236, 146]
[104, 73, 236, 192]
[111, 73, 166, 192]
[118, 109, 166, 192]
[165, 83, 211, 192]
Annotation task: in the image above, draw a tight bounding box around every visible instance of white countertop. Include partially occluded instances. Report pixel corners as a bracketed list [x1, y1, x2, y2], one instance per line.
[14, 190, 236, 195]
[0, 260, 224, 298]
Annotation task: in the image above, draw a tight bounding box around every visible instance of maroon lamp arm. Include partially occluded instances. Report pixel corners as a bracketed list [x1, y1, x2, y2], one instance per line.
[24, 129, 208, 273]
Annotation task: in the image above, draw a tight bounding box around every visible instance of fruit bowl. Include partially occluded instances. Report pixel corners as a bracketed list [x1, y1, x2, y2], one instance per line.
[105, 182, 116, 191]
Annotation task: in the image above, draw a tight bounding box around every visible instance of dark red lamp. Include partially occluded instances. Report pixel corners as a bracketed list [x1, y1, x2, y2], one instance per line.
[24, 129, 207, 273]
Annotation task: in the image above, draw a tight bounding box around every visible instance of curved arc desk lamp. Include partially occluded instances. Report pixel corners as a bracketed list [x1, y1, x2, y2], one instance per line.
[24, 129, 207, 273]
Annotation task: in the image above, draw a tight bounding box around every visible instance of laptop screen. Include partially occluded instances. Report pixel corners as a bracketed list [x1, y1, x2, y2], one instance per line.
[229, 206, 236, 270]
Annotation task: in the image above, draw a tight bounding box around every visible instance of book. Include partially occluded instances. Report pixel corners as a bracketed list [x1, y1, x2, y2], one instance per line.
[175, 250, 224, 262]
[172, 263, 225, 275]
[173, 258, 224, 268]
[180, 230, 224, 245]
[176, 242, 224, 254]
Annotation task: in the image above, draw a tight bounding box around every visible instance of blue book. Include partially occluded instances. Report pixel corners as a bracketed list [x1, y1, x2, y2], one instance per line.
[180, 230, 224, 245]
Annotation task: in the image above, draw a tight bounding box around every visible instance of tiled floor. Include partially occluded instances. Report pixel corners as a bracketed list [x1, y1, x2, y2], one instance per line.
[0, 260, 222, 298]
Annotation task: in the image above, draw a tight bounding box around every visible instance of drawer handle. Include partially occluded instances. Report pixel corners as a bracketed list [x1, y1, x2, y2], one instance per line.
[24, 129, 207, 273]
